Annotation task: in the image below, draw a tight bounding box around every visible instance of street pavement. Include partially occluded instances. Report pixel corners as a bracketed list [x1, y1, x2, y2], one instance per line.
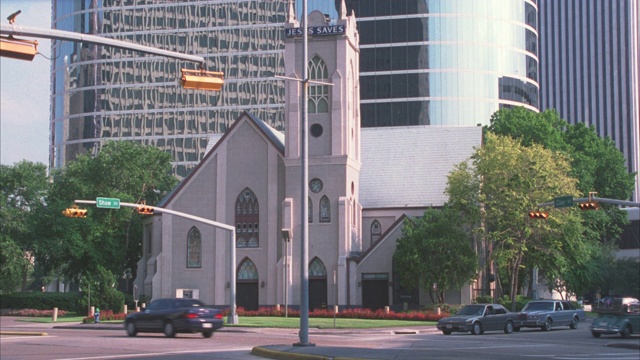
[0, 316, 441, 360]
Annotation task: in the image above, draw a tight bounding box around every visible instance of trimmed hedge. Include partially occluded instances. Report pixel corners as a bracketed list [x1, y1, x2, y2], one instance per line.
[0, 292, 84, 313]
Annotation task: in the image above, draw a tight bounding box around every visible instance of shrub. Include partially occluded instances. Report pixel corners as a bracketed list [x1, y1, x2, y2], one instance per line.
[225, 306, 449, 321]
[82, 309, 126, 323]
[0, 292, 83, 313]
[0, 308, 68, 317]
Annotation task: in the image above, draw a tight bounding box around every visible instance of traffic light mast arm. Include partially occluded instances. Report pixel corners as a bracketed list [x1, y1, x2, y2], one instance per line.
[537, 197, 640, 208]
[1, 24, 204, 65]
[73, 199, 238, 324]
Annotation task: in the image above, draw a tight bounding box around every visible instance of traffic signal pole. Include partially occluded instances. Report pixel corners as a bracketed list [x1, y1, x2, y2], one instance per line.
[73, 199, 239, 325]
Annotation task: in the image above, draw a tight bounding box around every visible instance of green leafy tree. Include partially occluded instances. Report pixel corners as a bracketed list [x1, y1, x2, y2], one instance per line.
[488, 107, 635, 241]
[0, 161, 50, 292]
[33, 141, 178, 286]
[448, 133, 582, 310]
[394, 206, 477, 304]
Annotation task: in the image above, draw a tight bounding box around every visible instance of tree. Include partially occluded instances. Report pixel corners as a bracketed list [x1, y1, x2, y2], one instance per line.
[393, 206, 477, 304]
[447, 133, 582, 310]
[0, 161, 49, 292]
[33, 141, 178, 286]
[487, 107, 636, 300]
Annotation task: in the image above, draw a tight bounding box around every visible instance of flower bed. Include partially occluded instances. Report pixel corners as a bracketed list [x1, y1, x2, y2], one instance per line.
[0, 308, 68, 317]
[227, 306, 449, 321]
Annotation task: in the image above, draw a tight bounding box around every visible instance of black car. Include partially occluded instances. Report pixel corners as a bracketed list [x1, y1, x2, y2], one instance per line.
[124, 298, 224, 338]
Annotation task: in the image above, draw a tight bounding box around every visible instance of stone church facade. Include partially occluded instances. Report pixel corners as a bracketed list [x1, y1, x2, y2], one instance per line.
[134, 2, 483, 311]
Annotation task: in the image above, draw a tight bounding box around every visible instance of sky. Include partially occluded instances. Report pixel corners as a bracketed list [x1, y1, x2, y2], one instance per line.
[1, 0, 51, 167]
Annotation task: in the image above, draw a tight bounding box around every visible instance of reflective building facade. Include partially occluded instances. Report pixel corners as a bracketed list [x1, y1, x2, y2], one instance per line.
[538, 0, 640, 202]
[51, 1, 288, 177]
[334, 0, 540, 127]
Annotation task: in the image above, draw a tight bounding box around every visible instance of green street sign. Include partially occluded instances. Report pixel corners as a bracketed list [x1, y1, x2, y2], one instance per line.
[554, 196, 573, 208]
[96, 197, 120, 209]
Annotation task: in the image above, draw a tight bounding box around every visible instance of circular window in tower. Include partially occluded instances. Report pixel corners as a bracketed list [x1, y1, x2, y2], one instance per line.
[310, 123, 323, 138]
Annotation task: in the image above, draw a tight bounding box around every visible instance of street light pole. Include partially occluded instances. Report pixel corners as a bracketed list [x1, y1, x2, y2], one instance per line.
[296, 0, 313, 347]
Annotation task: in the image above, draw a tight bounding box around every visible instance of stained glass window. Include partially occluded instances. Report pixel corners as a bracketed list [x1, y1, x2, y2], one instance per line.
[237, 258, 258, 280]
[371, 220, 381, 243]
[309, 257, 327, 278]
[187, 227, 202, 268]
[236, 188, 259, 248]
[320, 196, 330, 223]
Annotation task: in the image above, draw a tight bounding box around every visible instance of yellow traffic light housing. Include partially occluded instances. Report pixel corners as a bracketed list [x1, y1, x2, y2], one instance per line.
[528, 211, 549, 219]
[137, 205, 154, 215]
[62, 205, 87, 218]
[0, 36, 38, 61]
[579, 202, 599, 210]
[179, 68, 224, 91]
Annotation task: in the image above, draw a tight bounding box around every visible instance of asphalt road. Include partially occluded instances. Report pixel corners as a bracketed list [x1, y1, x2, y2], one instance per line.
[1, 316, 639, 360]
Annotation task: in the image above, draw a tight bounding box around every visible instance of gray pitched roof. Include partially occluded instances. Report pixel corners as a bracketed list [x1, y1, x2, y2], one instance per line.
[360, 126, 482, 209]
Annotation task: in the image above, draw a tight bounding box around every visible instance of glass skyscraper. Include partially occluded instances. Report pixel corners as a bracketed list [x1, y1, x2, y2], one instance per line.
[52, 0, 539, 176]
[336, 0, 539, 127]
[538, 0, 639, 202]
[51, 1, 288, 177]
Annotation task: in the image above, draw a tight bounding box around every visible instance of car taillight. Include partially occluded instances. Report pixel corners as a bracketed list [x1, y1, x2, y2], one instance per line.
[214, 313, 223, 319]
[183, 313, 199, 319]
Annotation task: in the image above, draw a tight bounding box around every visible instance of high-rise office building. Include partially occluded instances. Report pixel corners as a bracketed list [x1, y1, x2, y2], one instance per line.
[332, 0, 539, 127]
[52, 0, 540, 178]
[538, 0, 640, 202]
[51, 1, 288, 177]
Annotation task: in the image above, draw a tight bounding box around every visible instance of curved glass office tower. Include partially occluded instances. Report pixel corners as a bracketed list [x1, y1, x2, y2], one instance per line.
[51, 1, 287, 177]
[339, 0, 539, 127]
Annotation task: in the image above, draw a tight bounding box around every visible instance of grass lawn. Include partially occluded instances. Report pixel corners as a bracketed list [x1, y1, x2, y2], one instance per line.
[12, 315, 436, 328]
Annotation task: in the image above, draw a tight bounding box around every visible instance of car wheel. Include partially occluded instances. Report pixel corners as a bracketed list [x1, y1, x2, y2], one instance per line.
[125, 321, 137, 337]
[471, 322, 483, 335]
[163, 321, 176, 338]
[202, 331, 213, 338]
[442, 330, 452, 335]
[569, 316, 578, 329]
[621, 325, 631, 339]
[541, 318, 552, 331]
[591, 331, 601, 338]
[504, 320, 514, 334]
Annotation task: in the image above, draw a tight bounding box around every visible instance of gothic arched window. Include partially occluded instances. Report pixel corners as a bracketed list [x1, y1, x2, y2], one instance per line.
[308, 55, 329, 113]
[308, 197, 313, 223]
[371, 220, 381, 243]
[237, 258, 259, 280]
[235, 188, 259, 248]
[319, 196, 330, 223]
[187, 226, 202, 268]
[309, 257, 327, 278]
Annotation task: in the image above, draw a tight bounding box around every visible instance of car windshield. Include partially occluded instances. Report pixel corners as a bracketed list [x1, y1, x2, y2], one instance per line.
[523, 302, 553, 311]
[457, 305, 485, 316]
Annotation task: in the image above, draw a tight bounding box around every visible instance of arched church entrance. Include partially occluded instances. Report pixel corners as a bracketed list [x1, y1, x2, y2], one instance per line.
[237, 257, 259, 311]
[361, 273, 389, 310]
[309, 257, 327, 311]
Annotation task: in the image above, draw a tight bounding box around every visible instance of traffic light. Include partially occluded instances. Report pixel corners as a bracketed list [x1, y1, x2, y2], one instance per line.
[137, 205, 154, 215]
[62, 206, 87, 218]
[179, 68, 224, 91]
[578, 202, 599, 210]
[0, 36, 38, 61]
[528, 211, 549, 219]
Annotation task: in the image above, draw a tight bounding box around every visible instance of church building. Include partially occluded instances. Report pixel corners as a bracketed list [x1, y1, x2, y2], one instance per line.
[134, 1, 483, 311]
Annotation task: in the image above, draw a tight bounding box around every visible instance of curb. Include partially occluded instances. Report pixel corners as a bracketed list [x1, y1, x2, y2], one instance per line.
[251, 346, 364, 360]
[0, 331, 48, 336]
